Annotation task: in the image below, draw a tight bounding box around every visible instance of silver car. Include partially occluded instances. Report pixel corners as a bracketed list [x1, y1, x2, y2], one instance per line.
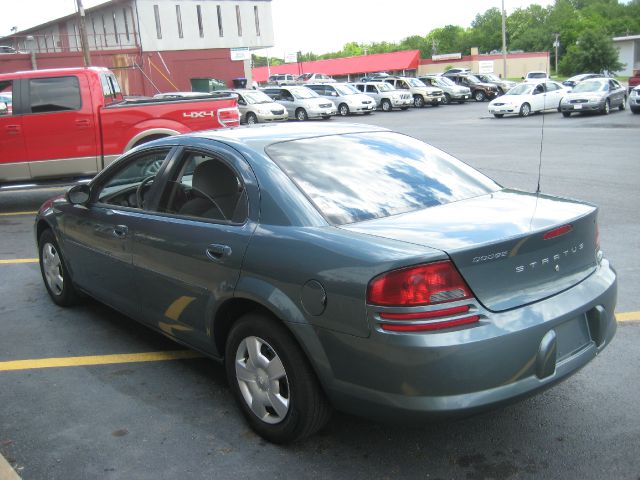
[353, 82, 413, 111]
[559, 78, 627, 116]
[262, 86, 337, 121]
[296, 73, 336, 84]
[383, 76, 445, 108]
[306, 83, 376, 116]
[475, 73, 517, 94]
[419, 75, 471, 104]
[227, 89, 288, 124]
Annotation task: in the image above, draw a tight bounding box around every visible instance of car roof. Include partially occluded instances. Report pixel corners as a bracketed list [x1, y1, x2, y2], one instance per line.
[172, 122, 390, 152]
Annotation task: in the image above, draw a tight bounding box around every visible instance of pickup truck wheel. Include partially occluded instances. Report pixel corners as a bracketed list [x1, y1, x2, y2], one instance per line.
[295, 108, 308, 121]
[225, 313, 332, 444]
[474, 90, 486, 102]
[381, 99, 392, 112]
[338, 103, 350, 116]
[413, 95, 425, 108]
[246, 113, 258, 124]
[39, 229, 80, 307]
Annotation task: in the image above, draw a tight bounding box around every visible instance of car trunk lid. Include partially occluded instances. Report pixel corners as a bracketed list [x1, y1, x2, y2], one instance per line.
[341, 190, 599, 312]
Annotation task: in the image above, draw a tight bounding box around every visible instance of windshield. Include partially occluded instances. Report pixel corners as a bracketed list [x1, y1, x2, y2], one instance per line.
[527, 72, 547, 79]
[293, 88, 319, 99]
[482, 74, 500, 82]
[335, 84, 358, 95]
[572, 81, 605, 93]
[506, 84, 534, 95]
[244, 91, 273, 104]
[435, 76, 455, 87]
[266, 132, 499, 225]
[465, 75, 482, 83]
[407, 78, 427, 87]
[377, 83, 394, 92]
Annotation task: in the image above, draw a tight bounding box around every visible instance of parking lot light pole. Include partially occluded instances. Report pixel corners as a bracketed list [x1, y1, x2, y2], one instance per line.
[76, 0, 92, 67]
[501, 0, 508, 79]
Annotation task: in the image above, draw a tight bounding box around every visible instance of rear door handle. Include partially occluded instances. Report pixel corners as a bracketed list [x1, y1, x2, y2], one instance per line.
[113, 225, 129, 238]
[75, 119, 90, 128]
[5, 125, 21, 135]
[206, 243, 232, 261]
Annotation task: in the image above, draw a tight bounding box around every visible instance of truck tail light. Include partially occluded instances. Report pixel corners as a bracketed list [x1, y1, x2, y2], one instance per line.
[217, 107, 240, 127]
[368, 261, 479, 332]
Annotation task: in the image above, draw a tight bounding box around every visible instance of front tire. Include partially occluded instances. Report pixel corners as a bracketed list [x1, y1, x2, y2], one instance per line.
[295, 108, 308, 121]
[246, 112, 258, 125]
[413, 95, 425, 108]
[338, 103, 350, 116]
[225, 313, 332, 444]
[381, 99, 392, 112]
[519, 103, 531, 117]
[493, 113, 504, 118]
[619, 97, 626, 111]
[562, 111, 571, 118]
[602, 99, 610, 115]
[39, 229, 80, 307]
[442, 93, 451, 105]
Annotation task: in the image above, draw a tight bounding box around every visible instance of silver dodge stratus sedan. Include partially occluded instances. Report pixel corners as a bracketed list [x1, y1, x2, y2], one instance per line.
[36, 123, 617, 444]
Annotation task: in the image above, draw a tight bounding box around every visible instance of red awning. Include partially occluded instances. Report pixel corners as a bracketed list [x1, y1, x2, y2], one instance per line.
[252, 50, 420, 83]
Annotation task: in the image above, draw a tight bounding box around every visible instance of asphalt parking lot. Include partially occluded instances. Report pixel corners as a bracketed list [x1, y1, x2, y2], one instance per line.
[1, 101, 639, 479]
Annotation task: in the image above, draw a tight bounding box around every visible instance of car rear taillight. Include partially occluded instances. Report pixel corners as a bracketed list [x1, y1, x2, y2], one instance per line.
[368, 261, 471, 306]
[368, 261, 479, 332]
[217, 107, 240, 127]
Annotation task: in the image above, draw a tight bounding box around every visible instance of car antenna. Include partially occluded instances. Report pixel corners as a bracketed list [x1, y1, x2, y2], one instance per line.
[535, 70, 549, 195]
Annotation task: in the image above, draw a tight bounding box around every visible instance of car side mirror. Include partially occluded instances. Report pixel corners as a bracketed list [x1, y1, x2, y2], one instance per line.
[66, 183, 91, 205]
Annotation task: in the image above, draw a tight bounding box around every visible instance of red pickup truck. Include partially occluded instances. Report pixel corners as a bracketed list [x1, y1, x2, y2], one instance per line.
[0, 67, 240, 185]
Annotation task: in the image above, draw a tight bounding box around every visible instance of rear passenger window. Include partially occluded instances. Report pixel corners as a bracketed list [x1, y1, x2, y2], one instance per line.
[29, 76, 81, 113]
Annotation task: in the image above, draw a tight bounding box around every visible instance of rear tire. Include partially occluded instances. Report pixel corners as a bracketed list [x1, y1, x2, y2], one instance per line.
[39, 229, 80, 307]
[225, 313, 332, 444]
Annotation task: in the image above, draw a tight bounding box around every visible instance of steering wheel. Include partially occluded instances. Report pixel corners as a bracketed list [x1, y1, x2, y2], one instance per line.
[136, 175, 155, 209]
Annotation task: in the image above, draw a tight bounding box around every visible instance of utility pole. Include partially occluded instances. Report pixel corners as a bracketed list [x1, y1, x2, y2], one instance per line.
[76, 0, 92, 67]
[553, 33, 560, 74]
[501, 0, 507, 79]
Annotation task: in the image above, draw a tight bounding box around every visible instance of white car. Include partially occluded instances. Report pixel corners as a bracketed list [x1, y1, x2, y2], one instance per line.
[488, 80, 570, 118]
[523, 71, 550, 83]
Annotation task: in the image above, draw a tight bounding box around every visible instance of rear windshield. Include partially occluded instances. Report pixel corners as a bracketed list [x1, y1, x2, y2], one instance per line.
[266, 132, 500, 225]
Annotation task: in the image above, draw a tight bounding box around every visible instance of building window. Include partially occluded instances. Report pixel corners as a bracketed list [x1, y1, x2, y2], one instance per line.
[236, 5, 242, 37]
[196, 5, 204, 38]
[112, 12, 119, 45]
[254, 6, 260, 36]
[217, 5, 223, 37]
[154, 5, 162, 39]
[176, 5, 183, 38]
[123, 8, 130, 41]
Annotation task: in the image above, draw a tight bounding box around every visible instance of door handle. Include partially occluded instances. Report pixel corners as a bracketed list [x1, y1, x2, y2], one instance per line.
[206, 243, 232, 261]
[112, 225, 129, 238]
[75, 119, 90, 128]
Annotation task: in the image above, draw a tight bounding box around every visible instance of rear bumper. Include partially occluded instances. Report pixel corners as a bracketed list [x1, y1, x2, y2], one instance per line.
[295, 259, 617, 422]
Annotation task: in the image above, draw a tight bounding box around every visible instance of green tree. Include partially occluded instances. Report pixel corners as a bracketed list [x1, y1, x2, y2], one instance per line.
[467, 8, 502, 53]
[559, 28, 625, 75]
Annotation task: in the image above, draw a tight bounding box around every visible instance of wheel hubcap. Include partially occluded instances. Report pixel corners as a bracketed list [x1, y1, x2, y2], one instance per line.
[42, 243, 64, 295]
[235, 336, 290, 424]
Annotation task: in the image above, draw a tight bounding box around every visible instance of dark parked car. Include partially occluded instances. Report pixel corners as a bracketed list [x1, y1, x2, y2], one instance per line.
[36, 123, 617, 444]
[443, 73, 500, 101]
[559, 78, 627, 116]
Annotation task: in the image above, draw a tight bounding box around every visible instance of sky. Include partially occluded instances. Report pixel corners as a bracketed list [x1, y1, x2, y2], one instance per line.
[0, 0, 554, 57]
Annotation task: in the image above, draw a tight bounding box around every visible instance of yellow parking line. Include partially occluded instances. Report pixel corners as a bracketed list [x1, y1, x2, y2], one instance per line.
[0, 211, 37, 216]
[617, 311, 640, 322]
[0, 259, 38, 264]
[0, 350, 204, 372]
[0, 452, 21, 480]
